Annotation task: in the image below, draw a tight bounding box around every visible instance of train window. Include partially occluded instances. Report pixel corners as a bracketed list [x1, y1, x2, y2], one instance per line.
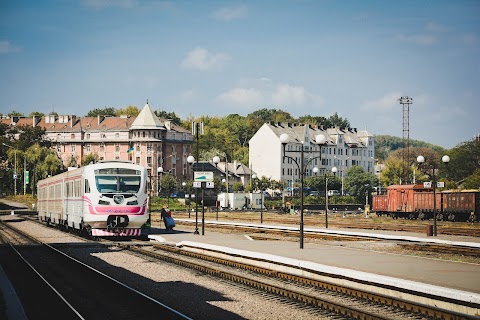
[85, 179, 91, 193]
[95, 175, 141, 193]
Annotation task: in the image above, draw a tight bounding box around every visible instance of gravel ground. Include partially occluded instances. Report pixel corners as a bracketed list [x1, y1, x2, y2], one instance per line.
[1, 215, 334, 320]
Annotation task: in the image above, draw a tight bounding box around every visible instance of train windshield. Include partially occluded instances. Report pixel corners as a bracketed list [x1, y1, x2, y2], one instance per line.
[94, 168, 142, 193]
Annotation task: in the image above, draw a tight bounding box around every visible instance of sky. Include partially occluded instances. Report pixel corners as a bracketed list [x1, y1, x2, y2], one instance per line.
[1, 0, 479, 149]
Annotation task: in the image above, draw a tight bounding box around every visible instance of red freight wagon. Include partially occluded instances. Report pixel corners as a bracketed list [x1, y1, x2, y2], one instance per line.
[386, 184, 426, 219]
[371, 194, 388, 216]
[442, 190, 480, 222]
[413, 191, 442, 220]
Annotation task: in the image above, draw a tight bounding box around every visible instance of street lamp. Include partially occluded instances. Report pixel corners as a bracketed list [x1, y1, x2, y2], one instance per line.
[187, 155, 198, 233]
[280, 132, 326, 249]
[212, 155, 229, 209]
[3, 143, 17, 196]
[325, 166, 338, 229]
[252, 174, 265, 223]
[417, 154, 450, 236]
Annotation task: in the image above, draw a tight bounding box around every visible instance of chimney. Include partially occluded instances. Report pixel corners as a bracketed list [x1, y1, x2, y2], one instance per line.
[32, 115, 41, 127]
[70, 115, 77, 128]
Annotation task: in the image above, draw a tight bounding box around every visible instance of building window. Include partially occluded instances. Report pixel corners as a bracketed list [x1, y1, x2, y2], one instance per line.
[147, 156, 152, 166]
[115, 144, 120, 152]
[70, 145, 76, 152]
[57, 133, 61, 140]
[147, 144, 152, 152]
[86, 145, 91, 152]
[136, 157, 140, 165]
[136, 145, 140, 152]
[100, 145, 105, 152]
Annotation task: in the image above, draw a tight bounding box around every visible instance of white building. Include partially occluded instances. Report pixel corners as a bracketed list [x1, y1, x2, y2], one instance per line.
[248, 122, 375, 189]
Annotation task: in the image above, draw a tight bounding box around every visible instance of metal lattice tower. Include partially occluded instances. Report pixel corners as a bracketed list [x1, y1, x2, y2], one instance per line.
[399, 96, 412, 184]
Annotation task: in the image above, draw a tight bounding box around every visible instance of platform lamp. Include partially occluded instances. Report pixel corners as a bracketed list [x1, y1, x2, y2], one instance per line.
[416, 155, 450, 236]
[187, 155, 198, 233]
[325, 166, 338, 229]
[280, 132, 326, 249]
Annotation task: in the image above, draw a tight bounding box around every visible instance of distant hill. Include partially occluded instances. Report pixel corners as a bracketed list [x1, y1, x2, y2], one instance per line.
[374, 135, 446, 161]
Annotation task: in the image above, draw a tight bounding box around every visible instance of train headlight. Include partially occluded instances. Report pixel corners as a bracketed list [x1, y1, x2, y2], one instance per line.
[98, 199, 109, 205]
[127, 200, 138, 205]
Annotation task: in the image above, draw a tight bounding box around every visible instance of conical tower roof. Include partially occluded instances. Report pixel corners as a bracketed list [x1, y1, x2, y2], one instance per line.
[130, 102, 163, 129]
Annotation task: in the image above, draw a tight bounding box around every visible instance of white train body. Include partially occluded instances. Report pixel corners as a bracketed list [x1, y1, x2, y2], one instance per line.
[37, 161, 149, 237]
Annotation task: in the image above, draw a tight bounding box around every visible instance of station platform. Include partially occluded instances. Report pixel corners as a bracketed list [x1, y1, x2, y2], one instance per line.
[148, 219, 480, 296]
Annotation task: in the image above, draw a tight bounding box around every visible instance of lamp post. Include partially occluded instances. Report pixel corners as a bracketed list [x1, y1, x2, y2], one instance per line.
[212, 155, 229, 209]
[187, 155, 197, 233]
[252, 174, 264, 223]
[280, 133, 326, 249]
[417, 155, 450, 236]
[325, 166, 338, 229]
[3, 143, 17, 196]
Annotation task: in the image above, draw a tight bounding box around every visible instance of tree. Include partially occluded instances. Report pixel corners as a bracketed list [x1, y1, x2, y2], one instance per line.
[85, 107, 116, 117]
[463, 169, 480, 189]
[344, 166, 378, 202]
[380, 156, 403, 186]
[82, 153, 100, 166]
[443, 138, 480, 184]
[154, 110, 182, 125]
[28, 111, 45, 117]
[159, 174, 177, 204]
[117, 105, 140, 117]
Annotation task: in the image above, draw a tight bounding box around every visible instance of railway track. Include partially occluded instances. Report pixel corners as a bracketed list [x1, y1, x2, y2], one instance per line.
[0, 221, 191, 320]
[125, 241, 478, 320]
[3, 216, 479, 319]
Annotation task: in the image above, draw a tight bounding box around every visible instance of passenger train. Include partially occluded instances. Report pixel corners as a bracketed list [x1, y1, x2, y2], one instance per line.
[37, 161, 149, 237]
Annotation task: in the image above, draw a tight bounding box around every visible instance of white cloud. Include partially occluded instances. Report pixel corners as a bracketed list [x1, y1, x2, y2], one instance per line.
[211, 5, 248, 21]
[397, 34, 436, 45]
[180, 47, 230, 71]
[81, 0, 138, 10]
[272, 84, 307, 106]
[216, 83, 324, 108]
[216, 88, 264, 106]
[361, 92, 403, 111]
[0, 41, 21, 54]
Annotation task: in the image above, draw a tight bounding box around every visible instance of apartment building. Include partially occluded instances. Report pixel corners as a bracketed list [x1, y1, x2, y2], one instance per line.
[1, 103, 194, 191]
[249, 122, 375, 188]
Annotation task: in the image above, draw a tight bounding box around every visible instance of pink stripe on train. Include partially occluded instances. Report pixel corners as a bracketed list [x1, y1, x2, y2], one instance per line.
[92, 229, 142, 236]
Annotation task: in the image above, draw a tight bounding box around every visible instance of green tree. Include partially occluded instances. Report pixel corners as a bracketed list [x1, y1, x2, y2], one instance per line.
[85, 107, 117, 117]
[117, 105, 140, 117]
[344, 166, 378, 202]
[28, 111, 45, 117]
[154, 110, 182, 125]
[443, 138, 480, 185]
[463, 169, 480, 189]
[82, 153, 100, 166]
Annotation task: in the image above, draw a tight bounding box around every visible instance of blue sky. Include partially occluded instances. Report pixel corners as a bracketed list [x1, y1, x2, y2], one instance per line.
[1, 0, 479, 149]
